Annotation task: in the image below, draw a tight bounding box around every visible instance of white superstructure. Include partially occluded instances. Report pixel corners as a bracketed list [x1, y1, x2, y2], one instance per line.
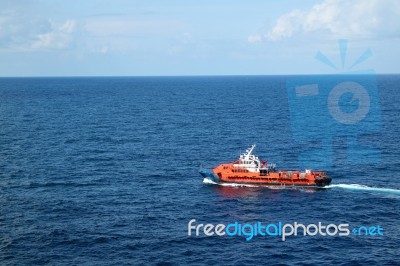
[233, 144, 261, 172]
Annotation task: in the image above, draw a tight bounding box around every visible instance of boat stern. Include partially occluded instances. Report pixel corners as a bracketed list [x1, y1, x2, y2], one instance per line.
[314, 175, 332, 187]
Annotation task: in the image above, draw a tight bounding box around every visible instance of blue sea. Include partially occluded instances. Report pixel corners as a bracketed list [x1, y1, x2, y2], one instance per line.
[0, 76, 399, 265]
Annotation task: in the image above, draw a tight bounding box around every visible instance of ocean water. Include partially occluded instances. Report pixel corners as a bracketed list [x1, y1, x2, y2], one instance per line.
[0, 76, 399, 265]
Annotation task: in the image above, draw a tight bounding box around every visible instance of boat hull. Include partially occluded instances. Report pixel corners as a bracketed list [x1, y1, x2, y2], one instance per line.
[199, 167, 332, 187]
[216, 179, 331, 187]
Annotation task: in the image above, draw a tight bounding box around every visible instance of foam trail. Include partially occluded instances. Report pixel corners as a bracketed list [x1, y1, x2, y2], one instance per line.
[203, 178, 294, 189]
[202, 178, 258, 188]
[203, 178, 217, 185]
[326, 184, 400, 195]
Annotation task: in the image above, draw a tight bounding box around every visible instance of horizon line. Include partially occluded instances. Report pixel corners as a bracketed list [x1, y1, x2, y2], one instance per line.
[1, 72, 399, 78]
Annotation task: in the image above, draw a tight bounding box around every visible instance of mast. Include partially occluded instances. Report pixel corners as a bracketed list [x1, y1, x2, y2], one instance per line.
[244, 144, 256, 159]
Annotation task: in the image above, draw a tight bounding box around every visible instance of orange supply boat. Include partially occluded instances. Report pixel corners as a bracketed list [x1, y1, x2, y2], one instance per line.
[200, 144, 332, 187]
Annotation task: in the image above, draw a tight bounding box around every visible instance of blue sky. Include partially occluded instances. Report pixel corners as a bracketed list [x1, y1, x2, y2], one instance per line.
[0, 0, 399, 76]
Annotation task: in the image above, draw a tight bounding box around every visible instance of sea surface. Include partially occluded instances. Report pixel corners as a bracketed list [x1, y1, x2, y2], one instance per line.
[0, 76, 399, 265]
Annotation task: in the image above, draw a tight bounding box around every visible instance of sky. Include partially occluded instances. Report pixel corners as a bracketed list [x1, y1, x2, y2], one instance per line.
[0, 0, 399, 76]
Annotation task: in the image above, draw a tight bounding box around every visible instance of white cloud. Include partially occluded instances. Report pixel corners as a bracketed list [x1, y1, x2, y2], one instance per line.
[0, 7, 76, 51]
[250, 0, 400, 42]
[82, 16, 186, 55]
[247, 34, 262, 43]
[84, 17, 183, 37]
[92, 46, 109, 54]
[31, 19, 76, 50]
[177, 32, 193, 44]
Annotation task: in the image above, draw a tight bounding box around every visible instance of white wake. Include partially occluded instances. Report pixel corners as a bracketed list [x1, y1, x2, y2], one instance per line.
[325, 184, 400, 195]
[202, 178, 258, 188]
[203, 178, 294, 189]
